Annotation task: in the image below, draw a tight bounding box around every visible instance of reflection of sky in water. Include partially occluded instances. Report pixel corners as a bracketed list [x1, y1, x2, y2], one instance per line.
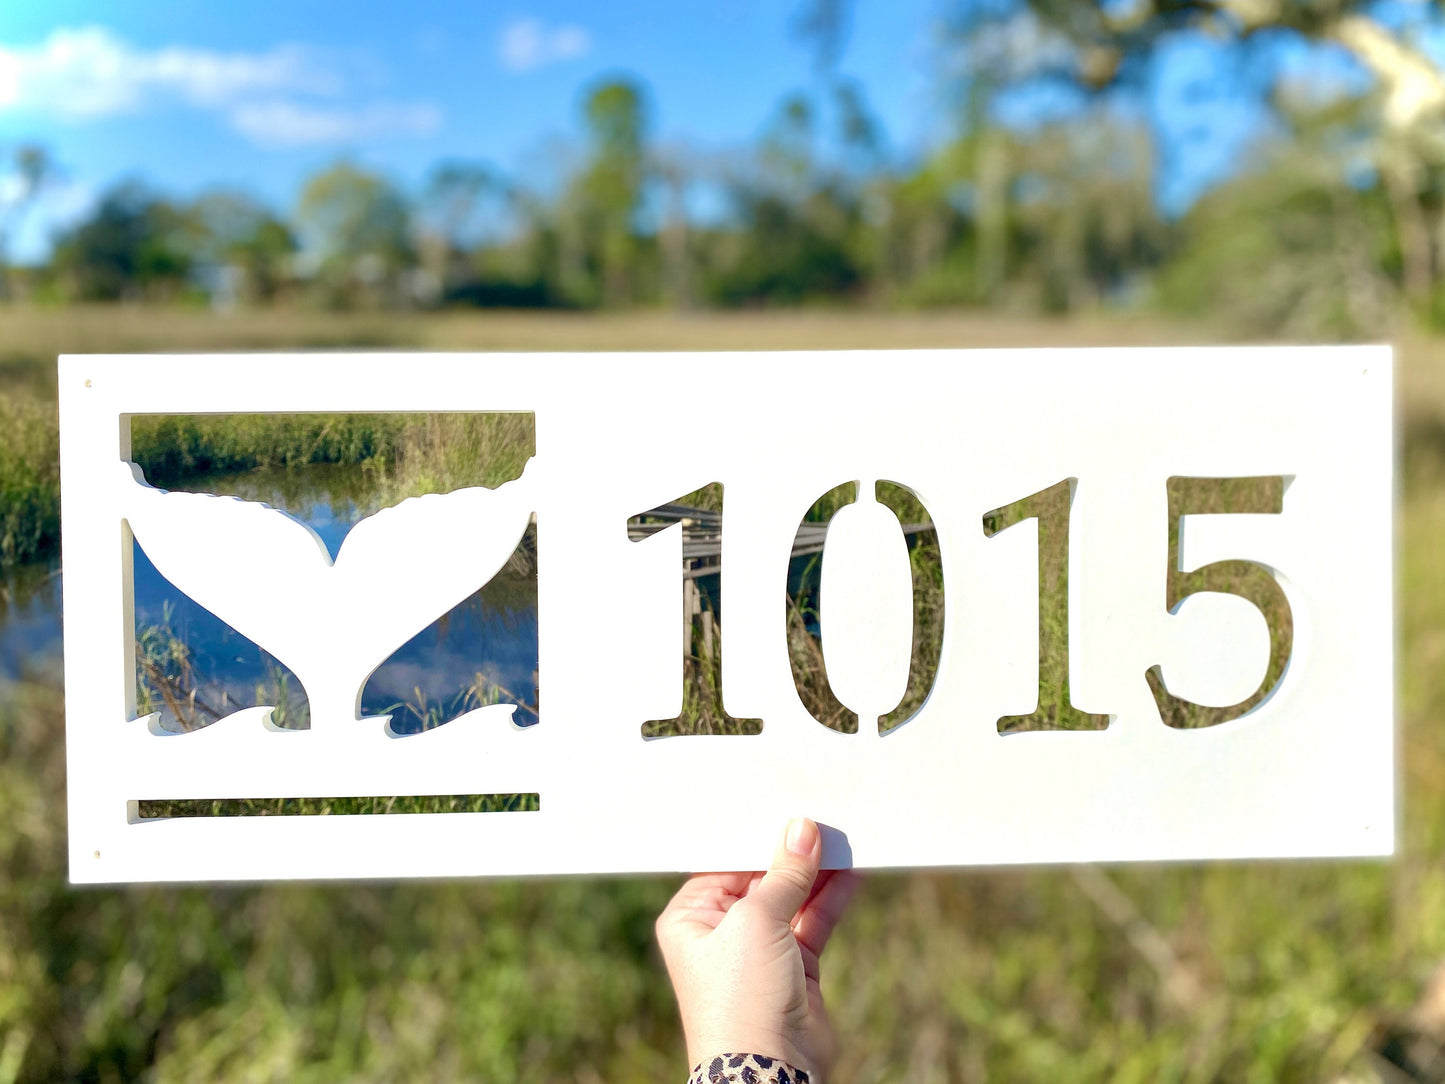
[126, 466, 539, 733]
[299, 499, 356, 562]
[0, 561, 63, 687]
[1, 464, 828, 717]
[359, 570, 539, 733]
[132, 542, 309, 728]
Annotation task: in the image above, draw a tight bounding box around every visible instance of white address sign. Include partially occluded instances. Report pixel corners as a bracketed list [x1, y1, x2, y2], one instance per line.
[59, 347, 1394, 883]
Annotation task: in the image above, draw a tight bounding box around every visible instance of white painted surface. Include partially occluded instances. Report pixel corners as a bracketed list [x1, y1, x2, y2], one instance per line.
[820, 494, 914, 726]
[58, 347, 1395, 883]
[1157, 591, 1271, 708]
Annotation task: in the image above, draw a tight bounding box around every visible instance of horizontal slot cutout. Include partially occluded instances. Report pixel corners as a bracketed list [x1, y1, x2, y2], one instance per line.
[135, 793, 540, 819]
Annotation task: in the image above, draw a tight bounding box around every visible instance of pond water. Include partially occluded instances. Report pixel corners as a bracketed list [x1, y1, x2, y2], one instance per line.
[0, 463, 830, 731]
[3, 463, 540, 734]
[0, 559, 64, 689]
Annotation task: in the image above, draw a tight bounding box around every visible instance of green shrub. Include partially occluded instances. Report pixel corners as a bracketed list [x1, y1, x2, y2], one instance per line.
[0, 400, 59, 566]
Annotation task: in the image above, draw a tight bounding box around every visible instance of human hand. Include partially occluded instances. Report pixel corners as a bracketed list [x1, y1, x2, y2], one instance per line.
[655, 818, 860, 1082]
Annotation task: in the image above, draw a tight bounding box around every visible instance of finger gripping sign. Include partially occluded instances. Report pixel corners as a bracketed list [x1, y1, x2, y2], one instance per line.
[59, 348, 1394, 883]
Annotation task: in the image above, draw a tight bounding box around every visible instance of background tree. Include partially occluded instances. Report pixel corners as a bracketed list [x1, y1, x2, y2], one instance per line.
[703, 91, 867, 306]
[185, 190, 296, 305]
[10, 1, 1445, 329]
[1159, 89, 1397, 337]
[50, 181, 191, 302]
[1008, 114, 1161, 312]
[943, 0, 1445, 328]
[294, 162, 412, 308]
[565, 77, 652, 306]
[418, 160, 495, 301]
[653, 143, 700, 308]
[0, 145, 53, 298]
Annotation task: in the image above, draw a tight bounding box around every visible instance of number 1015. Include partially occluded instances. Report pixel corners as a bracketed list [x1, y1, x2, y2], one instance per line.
[631, 475, 1292, 737]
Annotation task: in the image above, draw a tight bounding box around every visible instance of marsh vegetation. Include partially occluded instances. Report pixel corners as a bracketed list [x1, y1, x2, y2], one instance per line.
[0, 309, 1441, 1081]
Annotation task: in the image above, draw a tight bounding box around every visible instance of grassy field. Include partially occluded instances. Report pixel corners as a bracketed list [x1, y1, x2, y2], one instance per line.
[0, 304, 1441, 1081]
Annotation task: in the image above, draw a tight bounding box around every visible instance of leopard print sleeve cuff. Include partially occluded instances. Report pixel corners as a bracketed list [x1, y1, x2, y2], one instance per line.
[687, 1053, 810, 1084]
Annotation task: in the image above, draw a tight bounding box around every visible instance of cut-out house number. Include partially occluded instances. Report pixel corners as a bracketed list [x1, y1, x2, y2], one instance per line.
[59, 348, 1395, 883]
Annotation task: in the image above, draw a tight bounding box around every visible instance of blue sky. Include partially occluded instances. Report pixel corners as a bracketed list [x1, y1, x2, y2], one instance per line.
[0, 1, 941, 259]
[0, 1, 1433, 261]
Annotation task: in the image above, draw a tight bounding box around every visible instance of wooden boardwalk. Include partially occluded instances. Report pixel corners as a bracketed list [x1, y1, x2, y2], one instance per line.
[627, 503, 935, 580]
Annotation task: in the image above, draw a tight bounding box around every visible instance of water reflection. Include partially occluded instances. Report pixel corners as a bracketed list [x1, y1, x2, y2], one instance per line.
[0, 559, 63, 688]
[139, 463, 540, 733]
[1, 463, 823, 726]
[0, 463, 542, 733]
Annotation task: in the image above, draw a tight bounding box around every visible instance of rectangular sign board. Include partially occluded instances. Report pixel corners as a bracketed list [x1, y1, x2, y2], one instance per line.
[60, 347, 1395, 883]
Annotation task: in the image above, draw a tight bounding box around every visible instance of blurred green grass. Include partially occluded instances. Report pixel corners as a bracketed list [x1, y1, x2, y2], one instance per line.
[0, 306, 1439, 1081]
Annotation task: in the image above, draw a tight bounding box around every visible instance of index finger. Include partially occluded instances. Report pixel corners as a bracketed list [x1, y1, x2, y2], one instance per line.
[659, 870, 755, 918]
[791, 868, 861, 960]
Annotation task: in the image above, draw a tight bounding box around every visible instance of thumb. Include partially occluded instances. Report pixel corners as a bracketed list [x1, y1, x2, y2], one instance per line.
[746, 817, 822, 924]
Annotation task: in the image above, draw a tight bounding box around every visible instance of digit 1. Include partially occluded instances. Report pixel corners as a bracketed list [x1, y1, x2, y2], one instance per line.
[982, 478, 1109, 733]
[628, 482, 762, 738]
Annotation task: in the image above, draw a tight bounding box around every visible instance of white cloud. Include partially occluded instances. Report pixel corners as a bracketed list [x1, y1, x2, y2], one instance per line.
[229, 100, 442, 147]
[0, 25, 333, 117]
[0, 25, 443, 147]
[499, 19, 591, 73]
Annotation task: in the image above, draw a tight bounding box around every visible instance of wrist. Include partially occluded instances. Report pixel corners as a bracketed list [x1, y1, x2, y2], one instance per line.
[686, 1024, 809, 1076]
[687, 1052, 816, 1084]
